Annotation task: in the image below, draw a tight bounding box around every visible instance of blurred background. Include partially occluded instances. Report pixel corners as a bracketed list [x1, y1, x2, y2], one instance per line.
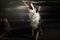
[0, 0, 60, 40]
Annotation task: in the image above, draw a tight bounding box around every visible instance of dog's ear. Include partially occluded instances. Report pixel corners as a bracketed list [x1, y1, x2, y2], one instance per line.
[38, 6, 41, 11]
[36, 6, 41, 13]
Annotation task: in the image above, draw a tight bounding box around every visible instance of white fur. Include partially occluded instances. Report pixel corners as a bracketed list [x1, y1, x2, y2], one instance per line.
[29, 12, 40, 29]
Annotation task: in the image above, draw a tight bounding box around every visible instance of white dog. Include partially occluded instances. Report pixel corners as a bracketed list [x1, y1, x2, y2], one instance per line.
[29, 6, 41, 40]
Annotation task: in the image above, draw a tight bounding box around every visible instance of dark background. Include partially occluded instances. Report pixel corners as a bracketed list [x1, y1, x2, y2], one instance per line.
[0, 0, 60, 40]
